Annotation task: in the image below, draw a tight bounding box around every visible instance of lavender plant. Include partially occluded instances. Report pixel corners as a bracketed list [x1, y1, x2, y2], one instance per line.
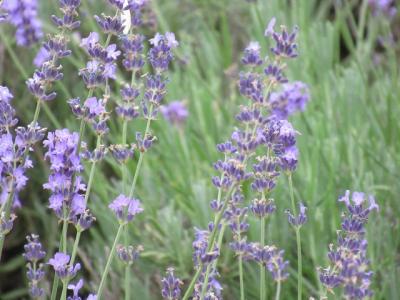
[2, 0, 43, 47]
[318, 191, 379, 299]
[180, 18, 310, 300]
[0, 1, 388, 299]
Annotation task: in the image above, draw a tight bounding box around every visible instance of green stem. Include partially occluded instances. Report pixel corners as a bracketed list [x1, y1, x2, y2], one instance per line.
[97, 224, 125, 299]
[288, 174, 302, 300]
[125, 264, 131, 300]
[275, 280, 281, 300]
[70, 230, 82, 266]
[182, 188, 234, 300]
[128, 105, 153, 199]
[260, 217, 266, 300]
[61, 216, 68, 253]
[239, 254, 245, 300]
[61, 282, 68, 300]
[84, 136, 101, 205]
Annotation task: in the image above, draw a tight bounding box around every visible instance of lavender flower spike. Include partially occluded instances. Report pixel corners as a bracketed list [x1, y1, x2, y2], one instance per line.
[48, 252, 81, 280]
[161, 267, 183, 300]
[2, 0, 43, 47]
[109, 194, 144, 224]
[319, 191, 378, 299]
[285, 202, 308, 227]
[23, 234, 46, 298]
[161, 101, 189, 127]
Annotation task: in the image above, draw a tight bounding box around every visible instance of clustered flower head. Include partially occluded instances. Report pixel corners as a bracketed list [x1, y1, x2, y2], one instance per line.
[161, 267, 183, 300]
[43, 129, 86, 221]
[117, 244, 143, 265]
[368, 0, 397, 18]
[48, 252, 81, 280]
[79, 32, 121, 87]
[319, 190, 379, 299]
[161, 101, 189, 127]
[182, 18, 310, 298]
[109, 194, 143, 223]
[285, 202, 308, 228]
[0, 86, 45, 220]
[23, 234, 46, 298]
[26, 0, 81, 101]
[2, 0, 43, 47]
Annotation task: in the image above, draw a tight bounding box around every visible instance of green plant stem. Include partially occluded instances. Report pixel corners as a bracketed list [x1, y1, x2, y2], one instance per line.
[84, 136, 102, 205]
[239, 252, 245, 300]
[70, 230, 82, 266]
[61, 282, 68, 300]
[97, 223, 125, 299]
[260, 216, 266, 300]
[125, 264, 131, 300]
[288, 174, 302, 300]
[275, 281, 281, 300]
[128, 105, 153, 198]
[182, 187, 234, 300]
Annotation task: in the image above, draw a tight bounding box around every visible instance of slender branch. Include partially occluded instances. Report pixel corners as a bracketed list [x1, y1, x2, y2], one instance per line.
[288, 174, 302, 300]
[97, 224, 124, 299]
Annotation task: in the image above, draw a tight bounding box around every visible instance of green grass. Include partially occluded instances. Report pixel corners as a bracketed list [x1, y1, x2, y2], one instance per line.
[0, 0, 399, 299]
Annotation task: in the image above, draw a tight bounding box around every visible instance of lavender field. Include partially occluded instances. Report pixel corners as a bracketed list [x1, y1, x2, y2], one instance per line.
[0, 0, 398, 299]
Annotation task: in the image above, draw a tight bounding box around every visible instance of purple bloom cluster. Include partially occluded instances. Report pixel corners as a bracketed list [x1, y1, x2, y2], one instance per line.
[109, 194, 143, 224]
[68, 96, 109, 136]
[43, 129, 86, 221]
[116, 244, 143, 265]
[182, 19, 310, 298]
[48, 252, 81, 280]
[161, 101, 189, 127]
[0, 86, 45, 213]
[149, 32, 179, 73]
[161, 267, 183, 300]
[2, 0, 43, 47]
[246, 243, 289, 282]
[26, 0, 80, 101]
[319, 191, 379, 299]
[369, 0, 397, 18]
[79, 32, 121, 87]
[285, 202, 307, 228]
[23, 234, 46, 298]
[269, 82, 310, 120]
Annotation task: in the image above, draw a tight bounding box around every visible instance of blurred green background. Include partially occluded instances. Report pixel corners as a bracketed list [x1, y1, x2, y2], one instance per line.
[0, 0, 399, 299]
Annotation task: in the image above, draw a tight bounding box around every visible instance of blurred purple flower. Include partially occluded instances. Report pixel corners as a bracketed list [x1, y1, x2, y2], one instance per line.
[161, 101, 188, 127]
[109, 194, 143, 223]
[48, 252, 81, 280]
[2, 0, 43, 47]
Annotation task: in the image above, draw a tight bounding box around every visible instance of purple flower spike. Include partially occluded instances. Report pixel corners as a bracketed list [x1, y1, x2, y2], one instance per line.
[2, 0, 43, 47]
[161, 267, 183, 300]
[116, 244, 143, 265]
[67, 278, 84, 300]
[109, 194, 143, 223]
[48, 252, 81, 280]
[319, 191, 378, 298]
[250, 198, 276, 218]
[269, 82, 310, 120]
[148, 32, 178, 73]
[242, 41, 263, 66]
[285, 202, 308, 227]
[161, 101, 188, 127]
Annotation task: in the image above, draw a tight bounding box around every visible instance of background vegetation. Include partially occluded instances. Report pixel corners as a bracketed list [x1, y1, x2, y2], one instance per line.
[0, 0, 398, 299]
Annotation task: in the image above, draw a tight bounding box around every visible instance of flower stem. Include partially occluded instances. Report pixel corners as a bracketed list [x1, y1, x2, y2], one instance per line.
[69, 230, 82, 267]
[125, 264, 131, 300]
[182, 188, 234, 300]
[239, 253, 245, 300]
[288, 174, 302, 300]
[61, 281, 68, 300]
[260, 216, 266, 300]
[275, 280, 281, 300]
[128, 105, 153, 198]
[97, 223, 124, 299]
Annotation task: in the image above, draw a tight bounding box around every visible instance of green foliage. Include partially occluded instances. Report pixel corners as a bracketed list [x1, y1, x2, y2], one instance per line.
[0, 0, 398, 299]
